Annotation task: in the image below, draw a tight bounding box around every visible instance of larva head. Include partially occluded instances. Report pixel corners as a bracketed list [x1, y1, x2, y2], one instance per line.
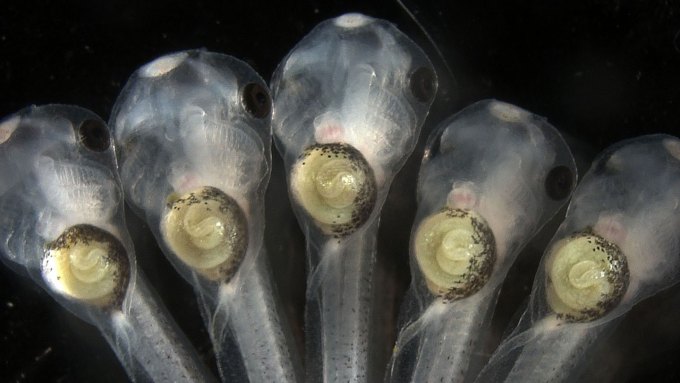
[109, 50, 273, 219]
[271, 14, 437, 198]
[42, 225, 130, 310]
[162, 186, 248, 282]
[414, 208, 496, 301]
[290, 143, 377, 238]
[546, 232, 629, 322]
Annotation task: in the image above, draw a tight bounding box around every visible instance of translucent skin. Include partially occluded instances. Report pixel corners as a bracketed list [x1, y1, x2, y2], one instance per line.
[0, 105, 215, 382]
[271, 13, 437, 383]
[476, 135, 680, 383]
[109, 50, 302, 383]
[386, 100, 577, 383]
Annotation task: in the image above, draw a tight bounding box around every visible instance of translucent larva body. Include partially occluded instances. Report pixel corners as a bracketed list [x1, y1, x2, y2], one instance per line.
[387, 100, 577, 383]
[109, 50, 302, 383]
[476, 134, 680, 383]
[271, 13, 437, 383]
[0, 105, 215, 382]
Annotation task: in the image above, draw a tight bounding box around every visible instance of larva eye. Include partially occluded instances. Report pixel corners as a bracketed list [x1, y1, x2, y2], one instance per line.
[41, 225, 130, 310]
[409, 66, 436, 103]
[546, 232, 629, 322]
[242, 82, 271, 119]
[545, 165, 574, 201]
[162, 186, 248, 282]
[78, 119, 111, 152]
[414, 208, 496, 301]
[290, 143, 377, 238]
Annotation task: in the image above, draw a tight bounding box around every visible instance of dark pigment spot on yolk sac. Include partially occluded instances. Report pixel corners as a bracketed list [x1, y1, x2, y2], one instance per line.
[291, 143, 377, 238]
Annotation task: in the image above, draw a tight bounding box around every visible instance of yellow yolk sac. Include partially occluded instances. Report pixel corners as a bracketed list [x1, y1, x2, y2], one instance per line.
[290, 143, 376, 238]
[546, 232, 629, 322]
[414, 208, 496, 301]
[42, 224, 130, 309]
[162, 186, 248, 281]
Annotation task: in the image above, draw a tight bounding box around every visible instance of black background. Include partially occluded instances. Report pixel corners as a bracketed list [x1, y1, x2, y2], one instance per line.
[1, 1, 680, 382]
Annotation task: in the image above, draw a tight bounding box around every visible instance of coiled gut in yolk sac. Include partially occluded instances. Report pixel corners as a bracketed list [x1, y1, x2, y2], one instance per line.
[414, 207, 496, 301]
[545, 232, 629, 322]
[290, 143, 377, 238]
[162, 186, 248, 282]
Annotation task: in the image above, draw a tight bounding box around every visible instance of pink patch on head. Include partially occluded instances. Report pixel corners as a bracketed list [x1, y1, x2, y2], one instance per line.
[594, 214, 627, 244]
[447, 183, 477, 210]
[177, 173, 201, 192]
[314, 122, 345, 144]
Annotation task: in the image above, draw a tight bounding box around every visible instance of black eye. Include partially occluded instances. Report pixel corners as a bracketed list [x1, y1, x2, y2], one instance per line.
[545, 165, 574, 200]
[78, 119, 110, 152]
[410, 67, 436, 103]
[242, 82, 271, 119]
